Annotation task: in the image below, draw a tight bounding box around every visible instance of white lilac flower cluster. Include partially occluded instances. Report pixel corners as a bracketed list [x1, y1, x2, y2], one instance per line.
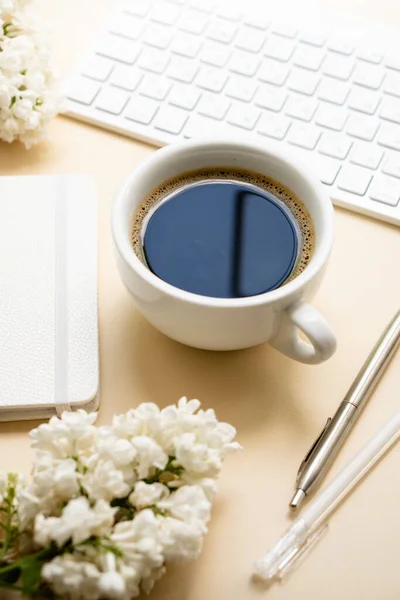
[0, 399, 240, 599]
[0, 0, 57, 148]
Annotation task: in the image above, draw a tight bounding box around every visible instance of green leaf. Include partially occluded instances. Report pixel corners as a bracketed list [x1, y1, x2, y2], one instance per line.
[20, 556, 43, 594]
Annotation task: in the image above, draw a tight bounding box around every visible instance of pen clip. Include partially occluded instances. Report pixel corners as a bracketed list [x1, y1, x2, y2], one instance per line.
[297, 417, 332, 481]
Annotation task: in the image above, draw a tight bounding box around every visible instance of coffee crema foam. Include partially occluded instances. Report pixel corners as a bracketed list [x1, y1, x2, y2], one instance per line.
[131, 167, 315, 283]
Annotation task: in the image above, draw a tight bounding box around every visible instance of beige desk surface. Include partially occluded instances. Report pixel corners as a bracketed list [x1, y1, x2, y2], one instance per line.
[0, 0, 399, 598]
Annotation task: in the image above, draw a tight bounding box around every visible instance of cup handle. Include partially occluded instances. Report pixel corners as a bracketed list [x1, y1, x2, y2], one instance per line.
[270, 302, 337, 365]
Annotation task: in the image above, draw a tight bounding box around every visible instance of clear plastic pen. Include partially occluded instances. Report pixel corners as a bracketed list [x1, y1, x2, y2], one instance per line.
[253, 409, 400, 583]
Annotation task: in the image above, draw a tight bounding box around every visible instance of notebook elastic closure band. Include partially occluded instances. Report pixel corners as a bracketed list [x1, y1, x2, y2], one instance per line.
[54, 176, 71, 416]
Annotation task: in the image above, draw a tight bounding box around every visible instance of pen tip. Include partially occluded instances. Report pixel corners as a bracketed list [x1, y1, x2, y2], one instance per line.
[289, 489, 306, 511]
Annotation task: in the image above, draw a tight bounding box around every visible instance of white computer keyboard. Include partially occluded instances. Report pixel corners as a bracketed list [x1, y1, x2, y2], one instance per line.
[63, 0, 400, 226]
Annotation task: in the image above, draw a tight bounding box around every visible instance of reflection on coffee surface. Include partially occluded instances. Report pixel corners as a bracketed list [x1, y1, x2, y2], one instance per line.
[131, 168, 315, 299]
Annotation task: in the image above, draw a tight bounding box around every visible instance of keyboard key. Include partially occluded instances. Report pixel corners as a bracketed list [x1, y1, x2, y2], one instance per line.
[315, 105, 347, 131]
[271, 23, 297, 39]
[184, 114, 230, 137]
[200, 41, 231, 67]
[346, 115, 380, 141]
[207, 19, 237, 44]
[167, 57, 199, 83]
[67, 3, 400, 227]
[171, 33, 202, 58]
[323, 53, 354, 80]
[254, 85, 287, 111]
[95, 86, 129, 114]
[122, 0, 150, 17]
[350, 143, 383, 170]
[149, 1, 181, 25]
[378, 124, 400, 150]
[228, 51, 260, 76]
[319, 133, 352, 159]
[81, 55, 114, 82]
[315, 155, 341, 185]
[257, 59, 290, 86]
[384, 72, 400, 98]
[336, 165, 372, 195]
[137, 48, 170, 73]
[143, 24, 173, 49]
[288, 148, 317, 172]
[67, 77, 100, 105]
[287, 69, 320, 95]
[347, 88, 380, 115]
[227, 103, 260, 130]
[356, 48, 383, 64]
[110, 65, 142, 91]
[264, 35, 295, 61]
[258, 113, 291, 139]
[154, 105, 188, 134]
[234, 27, 265, 53]
[369, 175, 400, 205]
[327, 38, 354, 56]
[216, 5, 242, 21]
[197, 92, 230, 119]
[125, 96, 158, 124]
[190, 0, 215, 11]
[385, 54, 400, 71]
[380, 98, 400, 125]
[382, 154, 400, 178]
[298, 31, 326, 47]
[352, 64, 385, 90]
[196, 67, 228, 92]
[95, 35, 141, 64]
[139, 75, 171, 100]
[109, 13, 145, 40]
[285, 96, 317, 121]
[179, 9, 209, 34]
[168, 83, 201, 110]
[225, 75, 257, 101]
[292, 45, 325, 71]
[317, 78, 349, 105]
[287, 123, 321, 149]
[244, 14, 270, 30]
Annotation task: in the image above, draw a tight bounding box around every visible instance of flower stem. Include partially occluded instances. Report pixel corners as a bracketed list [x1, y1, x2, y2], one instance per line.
[0, 488, 15, 562]
[0, 548, 50, 575]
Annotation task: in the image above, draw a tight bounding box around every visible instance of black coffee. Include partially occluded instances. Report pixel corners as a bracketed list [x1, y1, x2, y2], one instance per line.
[132, 168, 315, 299]
[142, 181, 299, 298]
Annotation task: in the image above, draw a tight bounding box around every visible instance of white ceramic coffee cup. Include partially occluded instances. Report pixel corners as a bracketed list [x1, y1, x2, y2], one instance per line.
[112, 138, 336, 364]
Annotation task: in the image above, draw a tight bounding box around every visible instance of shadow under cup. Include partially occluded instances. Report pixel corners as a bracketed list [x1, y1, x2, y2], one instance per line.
[112, 139, 335, 359]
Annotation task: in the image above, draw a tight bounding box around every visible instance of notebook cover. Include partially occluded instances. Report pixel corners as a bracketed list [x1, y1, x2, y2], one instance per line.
[0, 174, 99, 421]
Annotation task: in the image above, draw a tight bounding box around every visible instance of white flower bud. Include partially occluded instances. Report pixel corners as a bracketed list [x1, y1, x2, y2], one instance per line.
[129, 481, 169, 508]
[158, 485, 211, 524]
[131, 436, 168, 479]
[98, 571, 126, 598]
[82, 459, 130, 502]
[12, 97, 32, 119]
[0, 86, 11, 108]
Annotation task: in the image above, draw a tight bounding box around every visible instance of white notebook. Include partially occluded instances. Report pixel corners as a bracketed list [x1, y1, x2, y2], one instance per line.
[0, 174, 99, 421]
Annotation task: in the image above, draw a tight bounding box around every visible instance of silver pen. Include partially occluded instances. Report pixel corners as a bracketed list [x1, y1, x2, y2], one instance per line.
[290, 308, 400, 510]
